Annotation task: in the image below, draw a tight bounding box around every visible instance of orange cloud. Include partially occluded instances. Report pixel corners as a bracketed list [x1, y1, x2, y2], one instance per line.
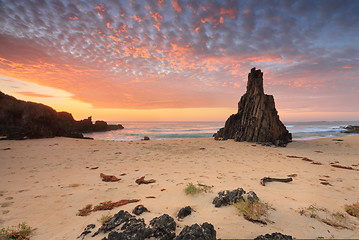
[220, 8, 236, 18]
[171, 0, 182, 13]
[132, 15, 142, 23]
[342, 66, 352, 69]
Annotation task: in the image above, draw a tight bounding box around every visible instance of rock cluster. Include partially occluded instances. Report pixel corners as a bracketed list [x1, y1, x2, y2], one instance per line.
[84, 210, 216, 240]
[212, 188, 258, 207]
[214, 68, 292, 146]
[342, 125, 359, 133]
[0, 91, 123, 140]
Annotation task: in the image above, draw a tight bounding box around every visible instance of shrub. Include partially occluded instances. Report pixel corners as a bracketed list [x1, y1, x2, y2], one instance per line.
[98, 213, 113, 224]
[0, 222, 34, 240]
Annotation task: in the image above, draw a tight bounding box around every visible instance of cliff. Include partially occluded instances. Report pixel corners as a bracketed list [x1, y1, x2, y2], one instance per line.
[0, 91, 123, 140]
[214, 68, 292, 146]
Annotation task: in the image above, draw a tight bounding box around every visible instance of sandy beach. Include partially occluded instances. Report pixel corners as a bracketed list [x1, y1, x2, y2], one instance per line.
[1, 136, 359, 239]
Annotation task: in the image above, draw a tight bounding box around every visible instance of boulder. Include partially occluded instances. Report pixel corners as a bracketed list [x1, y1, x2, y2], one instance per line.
[254, 232, 293, 240]
[212, 188, 246, 207]
[214, 68, 292, 146]
[177, 206, 192, 219]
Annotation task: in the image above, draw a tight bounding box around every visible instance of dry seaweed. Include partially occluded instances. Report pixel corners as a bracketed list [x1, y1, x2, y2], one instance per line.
[100, 173, 121, 182]
[135, 176, 156, 184]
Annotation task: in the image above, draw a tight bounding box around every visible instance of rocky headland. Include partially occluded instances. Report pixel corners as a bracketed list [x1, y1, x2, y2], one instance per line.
[214, 67, 292, 146]
[0, 91, 123, 140]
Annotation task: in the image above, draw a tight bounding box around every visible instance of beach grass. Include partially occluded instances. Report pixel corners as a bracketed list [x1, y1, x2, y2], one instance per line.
[98, 213, 113, 224]
[344, 202, 359, 218]
[300, 205, 355, 230]
[0, 222, 34, 240]
[233, 199, 271, 224]
[184, 182, 213, 195]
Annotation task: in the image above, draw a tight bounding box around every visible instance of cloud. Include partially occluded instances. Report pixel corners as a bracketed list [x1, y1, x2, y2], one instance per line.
[0, 0, 358, 115]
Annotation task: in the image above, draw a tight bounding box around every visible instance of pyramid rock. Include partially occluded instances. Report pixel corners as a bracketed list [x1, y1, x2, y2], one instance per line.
[214, 68, 292, 146]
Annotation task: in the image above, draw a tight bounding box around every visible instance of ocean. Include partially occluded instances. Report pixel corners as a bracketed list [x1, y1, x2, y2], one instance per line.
[84, 121, 359, 141]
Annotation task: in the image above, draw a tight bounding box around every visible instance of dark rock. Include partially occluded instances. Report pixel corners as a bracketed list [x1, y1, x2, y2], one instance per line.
[77, 224, 96, 239]
[132, 204, 149, 215]
[175, 223, 216, 240]
[150, 214, 176, 239]
[212, 188, 246, 207]
[177, 206, 192, 219]
[254, 232, 293, 240]
[214, 68, 292, 147]
[245, 191, 259, 203]
[0, 91, 124, 140]
[143, 136, 150, 141]
[342, 125, 359, 133]
[92, 210, 134, 236]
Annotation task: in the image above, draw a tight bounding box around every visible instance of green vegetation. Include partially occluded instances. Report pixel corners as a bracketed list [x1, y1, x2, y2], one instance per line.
[184, 183, 213, 195]
[233, 199, 271, 224]
[98, 213, 113, 224]
[0, 222, 34, 240]
[300, 205, 355, 230]
[345, 202, 359, 218]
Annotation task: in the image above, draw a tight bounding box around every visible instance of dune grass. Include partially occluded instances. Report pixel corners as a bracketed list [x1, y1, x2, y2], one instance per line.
[0, 222, 34, 240]
[184, 182, 213, 195]
[233, 199, 271, 224]
[344, 202, 359, 218]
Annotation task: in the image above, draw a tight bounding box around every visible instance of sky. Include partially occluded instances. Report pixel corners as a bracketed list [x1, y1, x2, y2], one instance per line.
[0, 0, 358, 122]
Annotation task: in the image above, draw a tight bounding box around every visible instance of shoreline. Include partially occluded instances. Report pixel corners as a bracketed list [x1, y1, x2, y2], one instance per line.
[1, 136, 359, 239]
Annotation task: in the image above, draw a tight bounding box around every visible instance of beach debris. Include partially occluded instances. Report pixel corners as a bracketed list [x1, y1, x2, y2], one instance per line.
[212, 188, 246, 207]
[120, 173, 127, 176]
[214, 68, 292, 147]
[132, 204, 149, 215]
[287, 174, 297, 177]
[320, 181, 332, 186]
[332, 139, 344, 141]
[90, 166, 99, 170]
[176, 222, 216, 240]
[77, 204, 93, 216]
[161, 188, 166, 191]
[330, 164, 359, 171]
[77, 224, 95, 239]
[1, 147, 11, 150]
[100, 173, 121, 182]
[135, 176, 156, 184]
[77, 199, 140, 216]
[254, 232, 293, 240]
[301, 157, 313, 162]
[177, 206, 192, 219]
[93, 199, 140, 211]
[260, 177, 293, 186]
[199, 147, 206, 150]
[142, 136, 150, 141]
[286, 155, 302, 158]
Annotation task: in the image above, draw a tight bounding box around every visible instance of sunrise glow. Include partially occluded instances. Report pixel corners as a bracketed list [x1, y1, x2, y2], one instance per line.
[1, 0, 358, 121]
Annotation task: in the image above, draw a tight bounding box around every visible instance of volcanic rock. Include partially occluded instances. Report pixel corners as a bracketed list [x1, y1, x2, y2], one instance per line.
[132, 205, 149, 215]
[214, 68, 292, 146]
[254, 232, 293, 240]
[212, 188, 246, 207]
[177, 206, 192, 219]
[175, 222, 216, 240]
[149, 214, 177, 239]
[342, 125, 359, 133]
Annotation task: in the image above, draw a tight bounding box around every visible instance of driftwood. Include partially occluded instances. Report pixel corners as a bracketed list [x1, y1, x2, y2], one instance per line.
[135, 176, 156, 184]
[100, 173, 121, 182]
[260, 177, 293, 186]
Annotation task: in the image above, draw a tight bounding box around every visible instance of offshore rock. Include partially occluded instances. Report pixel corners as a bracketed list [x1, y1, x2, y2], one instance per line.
[214, 68, 291, 146]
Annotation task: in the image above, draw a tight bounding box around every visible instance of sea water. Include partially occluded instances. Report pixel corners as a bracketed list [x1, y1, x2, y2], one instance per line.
[84, 121, 359, 141]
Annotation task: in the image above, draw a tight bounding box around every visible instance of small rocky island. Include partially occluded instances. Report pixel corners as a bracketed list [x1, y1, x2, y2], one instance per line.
[0, 91, 123, 140]
[214, 68, 292, 146]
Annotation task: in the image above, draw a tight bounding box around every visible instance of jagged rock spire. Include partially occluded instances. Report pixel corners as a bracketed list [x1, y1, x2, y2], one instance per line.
[214, 67, 292, 146]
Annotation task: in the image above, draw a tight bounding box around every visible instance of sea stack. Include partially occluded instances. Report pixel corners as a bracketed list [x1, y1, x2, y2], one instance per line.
[214, 67, 292, 146]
